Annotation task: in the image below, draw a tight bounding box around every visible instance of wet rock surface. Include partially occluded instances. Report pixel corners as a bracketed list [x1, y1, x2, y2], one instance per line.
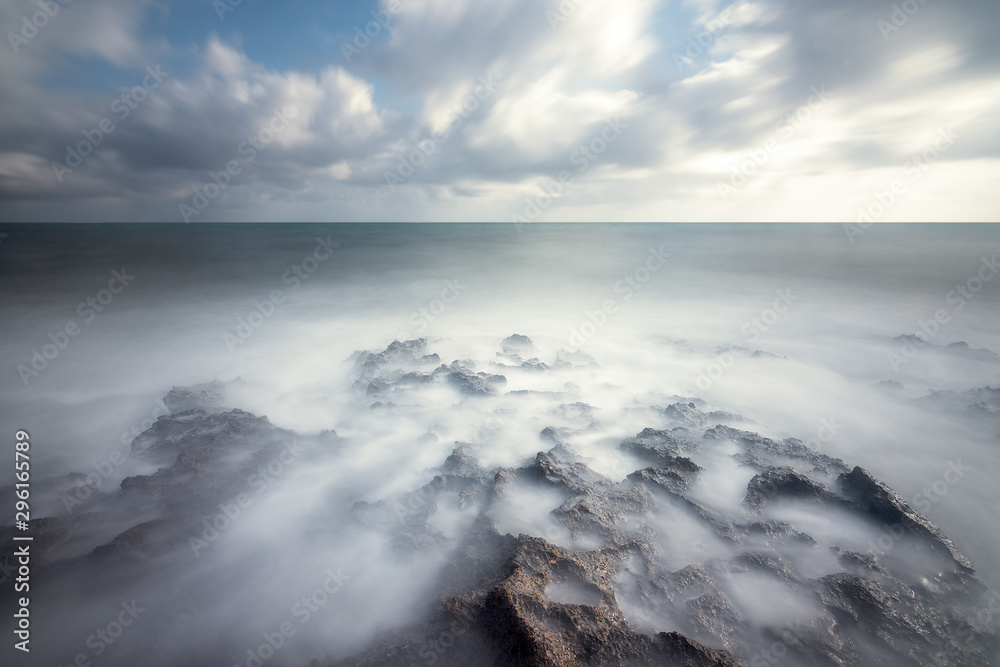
[2, 338, 997, 667]
[321, 339, 999, 667]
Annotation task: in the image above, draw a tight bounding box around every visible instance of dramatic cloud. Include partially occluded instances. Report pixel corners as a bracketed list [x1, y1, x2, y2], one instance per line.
[0, 0, 998, 220]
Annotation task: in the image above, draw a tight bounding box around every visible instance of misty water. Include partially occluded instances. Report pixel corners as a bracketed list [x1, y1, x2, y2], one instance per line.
[1, 224, 998, 666]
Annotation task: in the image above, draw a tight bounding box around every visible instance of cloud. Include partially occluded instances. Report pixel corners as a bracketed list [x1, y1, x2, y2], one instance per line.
[0, 0, 998, 220]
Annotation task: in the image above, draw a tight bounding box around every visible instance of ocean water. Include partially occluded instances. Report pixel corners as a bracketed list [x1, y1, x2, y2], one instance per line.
[0, 223, 998, 665]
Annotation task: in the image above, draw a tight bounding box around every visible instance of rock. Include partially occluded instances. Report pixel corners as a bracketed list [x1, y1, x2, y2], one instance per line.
[499, 334, 537, 362]
[163, 379, 228, 414]
[743, 466, 836, 511]
[443, 365, 507, 396]
[705, 425, 849, 475]
[328, 535, 741, 667]
[839, 466, 975, 573]
[351, 339, 439, 385]
[619, 428, 702, 484]
[493, 358, 551, 372]
[7, 336, 996, 667]
[553, 349, 598, 369]
[540, 426, 572, 444]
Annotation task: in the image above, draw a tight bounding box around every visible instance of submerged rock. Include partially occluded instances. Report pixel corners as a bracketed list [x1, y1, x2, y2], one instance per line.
[3, 339, 995, 667]
[442, 365, 508, 396]
[323, 342, 998, 666]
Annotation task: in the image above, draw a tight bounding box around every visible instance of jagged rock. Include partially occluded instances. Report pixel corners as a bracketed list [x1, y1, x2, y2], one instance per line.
[553, 349, 598, 369]
[120, 407, 297, 518]
[502, 333, 535, 350]
[493, 358, 551, 372]
[442, 365, 507, 396]
[365, 371, 434, 395]
[620, 427, 691, 459]
[759, 614, 858, 665]
[163, 379, 228, 414]
[619, 428, 702, 488]
[735, 520, 816, 546]
[499, 334, 538, 363]
[660, 402, 742, 429]
[328, 535, 740, 667]
[628, 466, 697, 494]
[540, 426, 573, 444]
[686, 590, 748, 654]
[839, 466, 975, 573]
[5, 336, 996, 667]
[743, 466, 836, 511]
[351, 339, 440, 387]
[90, 517, 186, 563]
[528, 445, 612, 493]
[705, 425, 849, 475]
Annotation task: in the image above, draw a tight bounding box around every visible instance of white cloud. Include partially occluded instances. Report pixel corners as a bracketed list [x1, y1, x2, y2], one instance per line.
[1, 0, 999, 220]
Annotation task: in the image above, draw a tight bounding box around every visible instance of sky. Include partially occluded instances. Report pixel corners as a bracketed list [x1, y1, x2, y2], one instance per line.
[0, 0, 998, 222]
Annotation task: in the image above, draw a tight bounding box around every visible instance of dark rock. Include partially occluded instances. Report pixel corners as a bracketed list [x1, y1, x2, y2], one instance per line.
[838, 466, 975, 573]
[735, 520, 817, 546]
[540, 426, 574, 444]
[163, 379, 228, 414]
[620, 427, 690, 459]
[619, 428, 702, 488]
[627, 466, 696, 494]
[328, 535, 740, 667]
[743, 466, 836, 511]
[351, 339, 439, 388]
[705, 425, 849, 475]
[663, 402, 707, 427]
[443, 365, 507, 396]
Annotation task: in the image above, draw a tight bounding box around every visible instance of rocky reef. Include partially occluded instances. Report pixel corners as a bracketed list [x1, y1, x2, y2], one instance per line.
[322, 338, 998, 667]
[1, 336, 996, 666]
